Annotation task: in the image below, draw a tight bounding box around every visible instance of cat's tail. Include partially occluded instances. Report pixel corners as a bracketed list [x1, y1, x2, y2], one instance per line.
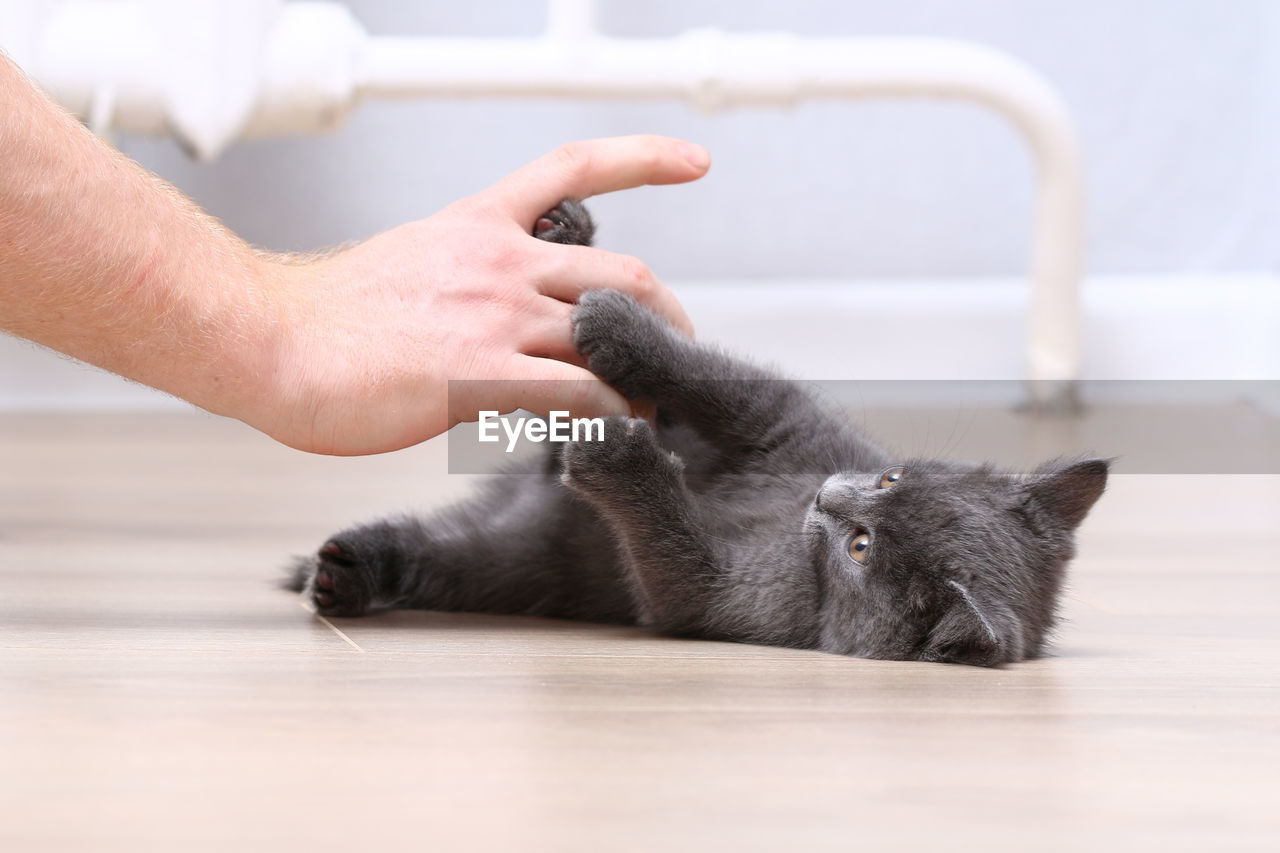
[280, 556, 313, 592]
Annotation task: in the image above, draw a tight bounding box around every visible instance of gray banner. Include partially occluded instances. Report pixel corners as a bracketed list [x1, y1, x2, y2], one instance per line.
[446, 380, 1280, 475]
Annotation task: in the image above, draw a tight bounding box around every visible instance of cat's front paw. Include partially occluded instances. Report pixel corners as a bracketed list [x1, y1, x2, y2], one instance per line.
[303, 537, 378, 618]
[533, 199, 595, 246]
[572, 290, 675, 395]
[560, 416, 683, 501]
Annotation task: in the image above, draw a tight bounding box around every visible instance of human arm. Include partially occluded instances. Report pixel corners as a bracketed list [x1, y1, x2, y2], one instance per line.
[0, 53, 709, 455]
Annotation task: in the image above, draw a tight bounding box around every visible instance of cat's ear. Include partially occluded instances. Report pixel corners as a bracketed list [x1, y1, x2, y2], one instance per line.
[919, 582, 1003, 667]
[1025, 458, 1110, 529]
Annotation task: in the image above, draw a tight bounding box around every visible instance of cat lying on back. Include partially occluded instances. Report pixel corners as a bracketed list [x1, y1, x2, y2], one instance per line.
[287, 200, 1108, 666]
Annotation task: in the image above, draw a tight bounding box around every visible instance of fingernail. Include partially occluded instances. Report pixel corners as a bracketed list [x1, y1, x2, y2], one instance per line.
[679, 142, 711, 170]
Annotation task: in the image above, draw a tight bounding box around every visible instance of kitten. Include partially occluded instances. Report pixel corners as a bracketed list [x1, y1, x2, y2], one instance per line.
[287, 200, 1108, 666]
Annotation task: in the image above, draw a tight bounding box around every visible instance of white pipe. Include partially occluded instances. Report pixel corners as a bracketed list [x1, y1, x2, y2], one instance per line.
[6, 0, 1084, 407]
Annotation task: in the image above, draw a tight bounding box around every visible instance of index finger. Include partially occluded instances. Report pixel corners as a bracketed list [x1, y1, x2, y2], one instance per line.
[481, 135, 711, 225]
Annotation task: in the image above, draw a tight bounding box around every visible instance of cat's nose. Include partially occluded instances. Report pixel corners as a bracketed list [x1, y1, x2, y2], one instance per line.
[815, 483, 847, 514]
[815, 481, 869, 516]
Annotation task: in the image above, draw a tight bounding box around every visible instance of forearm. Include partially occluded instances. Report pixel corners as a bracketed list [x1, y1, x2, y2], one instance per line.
[0, 54, 281, 421]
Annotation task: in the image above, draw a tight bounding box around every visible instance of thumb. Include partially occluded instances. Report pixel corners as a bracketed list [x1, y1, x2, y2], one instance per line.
[447, 356, 630, 427]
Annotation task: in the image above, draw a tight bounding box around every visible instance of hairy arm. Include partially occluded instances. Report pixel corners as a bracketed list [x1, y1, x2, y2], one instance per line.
[0, 53, 280, 428]
[0, 54, 708, 454]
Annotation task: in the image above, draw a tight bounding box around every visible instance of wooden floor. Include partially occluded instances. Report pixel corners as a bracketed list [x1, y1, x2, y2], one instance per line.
[1, 412, 1276, 852]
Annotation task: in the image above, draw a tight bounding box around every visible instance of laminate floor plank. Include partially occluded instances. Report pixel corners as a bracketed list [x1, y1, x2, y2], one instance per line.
[0, 413, 1275, 852]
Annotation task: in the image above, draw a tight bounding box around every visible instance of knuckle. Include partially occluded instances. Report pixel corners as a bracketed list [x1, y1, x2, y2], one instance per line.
[618, 255, 654, 291]
[447, 194, 486, 219]
[572, 377, 604, 407]
[474, 238, 533, 278]
[574, 381, 622, 418]
[551, 380, 595, 417]
[473, 241, 514, 272]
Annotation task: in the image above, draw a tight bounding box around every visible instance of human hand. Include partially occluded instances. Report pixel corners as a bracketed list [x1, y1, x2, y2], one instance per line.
[250, 135, 710, 455]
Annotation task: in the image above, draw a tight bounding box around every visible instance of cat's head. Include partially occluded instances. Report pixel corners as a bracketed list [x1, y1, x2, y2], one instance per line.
[803, 457, 1108, 665]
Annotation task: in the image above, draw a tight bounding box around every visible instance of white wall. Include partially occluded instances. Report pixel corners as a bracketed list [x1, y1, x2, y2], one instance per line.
[2, 0, 1278, 408]
[110, 0, 1280, 277]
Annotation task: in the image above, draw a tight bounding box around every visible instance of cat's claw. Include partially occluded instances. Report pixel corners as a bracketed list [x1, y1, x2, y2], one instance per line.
[319, 540, 357, 567]
[312, 566, 336, 608]
[533, 199, 595, 246]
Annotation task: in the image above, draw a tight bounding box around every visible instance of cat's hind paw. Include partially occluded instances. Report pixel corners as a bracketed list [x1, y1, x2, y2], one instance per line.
[560, 416, 683, 501]
[299, 538, 377, 618]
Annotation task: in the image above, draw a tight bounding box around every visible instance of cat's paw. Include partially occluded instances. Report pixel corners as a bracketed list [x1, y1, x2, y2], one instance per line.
[303, 537, 378, 618]
[572, 290, 674, 394]
[560, 416, 682, 500]
[533, 199, 595, 246]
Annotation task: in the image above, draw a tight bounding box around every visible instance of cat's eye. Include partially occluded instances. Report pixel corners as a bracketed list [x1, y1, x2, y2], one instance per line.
[847, 531, 871, 565]
[878, 466, 906, 489]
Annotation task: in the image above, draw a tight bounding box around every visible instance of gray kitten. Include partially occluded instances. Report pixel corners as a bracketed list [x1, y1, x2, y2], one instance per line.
[287, 201, 1108, 666]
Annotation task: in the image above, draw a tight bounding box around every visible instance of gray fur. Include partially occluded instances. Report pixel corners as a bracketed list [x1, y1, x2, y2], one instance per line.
[286, 201, 1108, 666]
